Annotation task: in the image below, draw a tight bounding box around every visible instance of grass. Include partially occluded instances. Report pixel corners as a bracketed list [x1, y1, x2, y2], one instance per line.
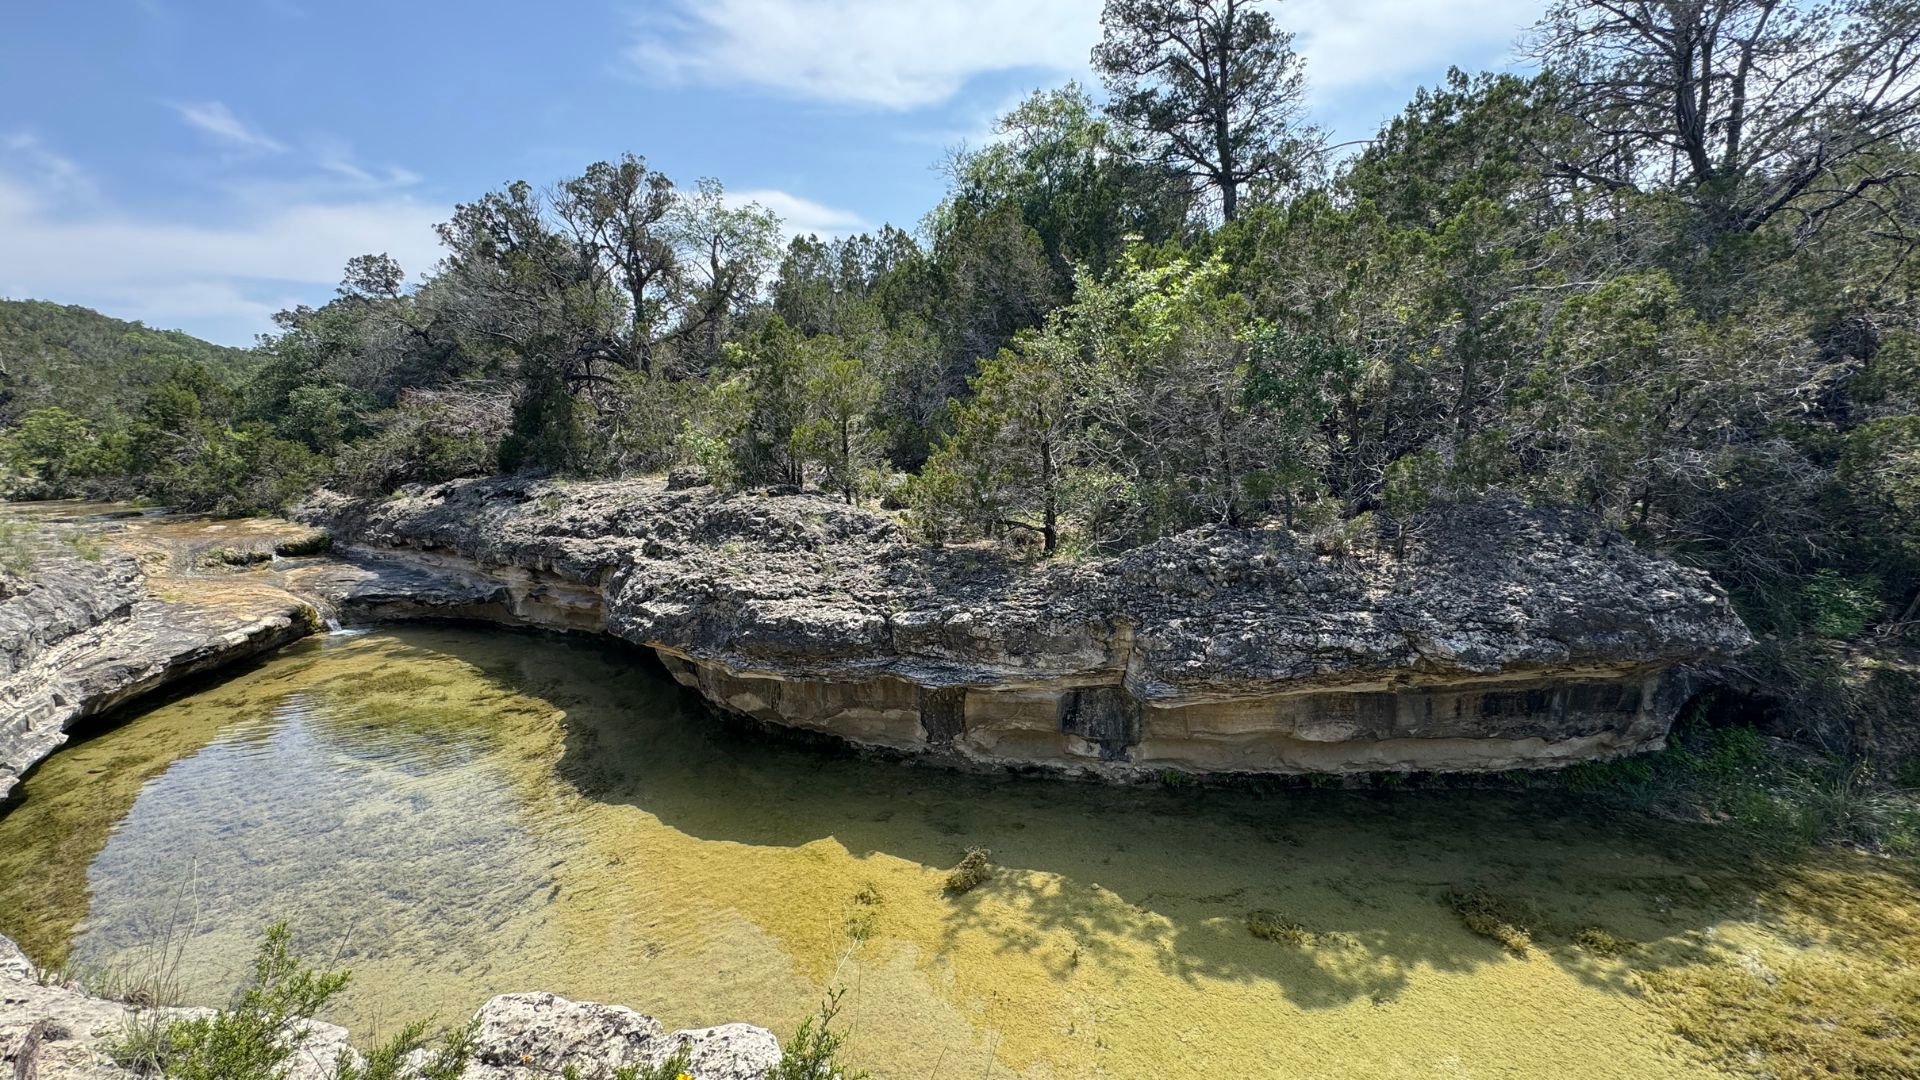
[63, 530, 104, 561]
[0, 520, 37, 575]
[1444, 887, 1538, 958]
[108, 923, 349, 1078]
[943, 847, 992, 894]
[1557, 716, 1920, 855]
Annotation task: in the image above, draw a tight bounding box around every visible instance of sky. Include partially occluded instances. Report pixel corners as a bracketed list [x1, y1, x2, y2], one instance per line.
[0, 0, 1541, 346]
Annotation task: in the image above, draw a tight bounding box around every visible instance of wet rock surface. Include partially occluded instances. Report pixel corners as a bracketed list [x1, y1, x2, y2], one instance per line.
[301, 477, 1754, 776]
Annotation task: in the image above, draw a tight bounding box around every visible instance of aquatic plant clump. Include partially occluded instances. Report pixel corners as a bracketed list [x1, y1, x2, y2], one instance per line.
[1245, 911, 1314, 947]
[1445, 887, 1538, 958]
[944, 847, 992, 894]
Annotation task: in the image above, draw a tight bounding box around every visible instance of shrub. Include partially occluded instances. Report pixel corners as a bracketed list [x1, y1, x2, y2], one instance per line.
[110, 923, 348, 1079]
[765, 990, 867, 1080]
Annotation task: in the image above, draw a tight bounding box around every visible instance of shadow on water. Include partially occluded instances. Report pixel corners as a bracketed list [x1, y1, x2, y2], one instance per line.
[7, 623, 1914, 1078]
[537, 632, 1805, 1009]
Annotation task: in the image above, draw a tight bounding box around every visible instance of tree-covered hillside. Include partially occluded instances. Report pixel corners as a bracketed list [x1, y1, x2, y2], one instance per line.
[0, 299, 258, 425]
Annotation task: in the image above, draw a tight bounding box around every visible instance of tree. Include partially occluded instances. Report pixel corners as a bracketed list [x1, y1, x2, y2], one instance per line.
[671, 177, 782, 372]
[1532, 0, 1920, 240]
[796, 344, 883, 504]
[943, 84, 1194, 287]
[1093, 0, 1321, 221]
[921, 331, 1078, 551]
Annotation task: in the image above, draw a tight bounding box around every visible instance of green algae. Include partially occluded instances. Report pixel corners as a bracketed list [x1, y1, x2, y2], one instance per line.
[2, 626, 1916, 1078]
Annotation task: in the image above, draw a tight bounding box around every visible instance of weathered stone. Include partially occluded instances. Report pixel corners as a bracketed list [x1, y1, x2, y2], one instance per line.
[0, 936, 352, 1080]
[0, 937, 779, 1080]
[298, 477, 1754, 776]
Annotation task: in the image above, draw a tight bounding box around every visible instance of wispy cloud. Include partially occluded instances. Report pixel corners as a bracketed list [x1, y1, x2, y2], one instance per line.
[625, 0, 1101, 111]
[170, 100, 288, 153]
[727, 187, 867, 238]
[624, 0, 1535, 113]
[0, 137, 442, 344]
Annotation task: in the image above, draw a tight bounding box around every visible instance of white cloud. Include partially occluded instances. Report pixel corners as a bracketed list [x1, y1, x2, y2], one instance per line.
[170, 100, 288, 153]
[624, 0, 1534, 111]
[0, 142, 443, 345]
[727, 187, 867, 238]
[626, 0, 1102, 110]
[1290, 0, 1537, 94]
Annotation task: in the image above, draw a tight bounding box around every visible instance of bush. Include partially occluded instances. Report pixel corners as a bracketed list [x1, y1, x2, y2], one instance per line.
[765, 990, 867, 1080]
[110, 923, 348, 1079]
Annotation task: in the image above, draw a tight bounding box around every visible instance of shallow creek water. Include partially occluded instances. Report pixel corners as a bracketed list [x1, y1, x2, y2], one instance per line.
[2, 625, 1912, 1078]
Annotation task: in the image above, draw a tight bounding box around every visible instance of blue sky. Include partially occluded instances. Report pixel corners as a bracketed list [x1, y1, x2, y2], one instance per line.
[0, 0, 1540, 346]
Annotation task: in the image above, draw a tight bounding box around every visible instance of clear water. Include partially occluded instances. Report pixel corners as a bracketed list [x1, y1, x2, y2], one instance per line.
[2, 626, 1912, 1078]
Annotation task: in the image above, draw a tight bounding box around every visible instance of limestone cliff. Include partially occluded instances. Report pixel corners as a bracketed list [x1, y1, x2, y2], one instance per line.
[301, 477, 1754, 777]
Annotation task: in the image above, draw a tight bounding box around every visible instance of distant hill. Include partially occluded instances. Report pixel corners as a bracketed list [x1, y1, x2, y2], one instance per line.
[0, 299, 259, 424]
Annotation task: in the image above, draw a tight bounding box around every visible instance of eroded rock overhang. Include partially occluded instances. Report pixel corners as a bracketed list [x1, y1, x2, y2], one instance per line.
[300, 477, 1755, 778]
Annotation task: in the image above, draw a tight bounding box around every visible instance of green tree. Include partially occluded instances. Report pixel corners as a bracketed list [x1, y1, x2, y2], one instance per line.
[795, 344, 883, 504]
[1093, 0, 1321, 221]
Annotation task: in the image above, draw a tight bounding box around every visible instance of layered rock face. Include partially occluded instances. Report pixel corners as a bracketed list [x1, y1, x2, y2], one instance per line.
[303, 477, 1753, 777]
[0, 536, 314, 802]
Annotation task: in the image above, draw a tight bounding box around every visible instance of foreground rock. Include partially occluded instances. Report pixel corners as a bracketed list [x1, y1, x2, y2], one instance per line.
[0, 936, 778, 1080]
[302, 477, 1754, 776]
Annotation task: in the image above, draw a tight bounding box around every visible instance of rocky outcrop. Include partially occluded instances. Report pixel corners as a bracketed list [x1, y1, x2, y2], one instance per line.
[301, 477, 1754, 777]
[0, 935, 778, 1080]
[0, 542, 315, 802]
[0, 512, 496, 803]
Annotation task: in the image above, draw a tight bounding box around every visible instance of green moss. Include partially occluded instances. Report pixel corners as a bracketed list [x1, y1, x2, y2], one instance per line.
[1571, 927, 1636, 957]
[272, 531, 331, 558]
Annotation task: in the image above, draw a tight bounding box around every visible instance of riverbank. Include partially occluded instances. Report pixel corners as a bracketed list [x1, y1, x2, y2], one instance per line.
[0, 931, 781, 1080]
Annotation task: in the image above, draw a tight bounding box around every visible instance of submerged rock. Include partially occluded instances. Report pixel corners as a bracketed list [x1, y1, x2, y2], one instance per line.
[300, 477, 1754, 776]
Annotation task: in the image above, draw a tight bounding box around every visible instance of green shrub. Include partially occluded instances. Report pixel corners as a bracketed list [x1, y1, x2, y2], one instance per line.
[110, 923, 348, 1079]
[765, 990, 867, 1080]
[335, 1019, 477, 1080]
[1802, 569, 1881, 641]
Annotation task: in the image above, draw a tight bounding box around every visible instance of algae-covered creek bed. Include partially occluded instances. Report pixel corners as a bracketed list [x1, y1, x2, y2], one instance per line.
[2, 626, 1915, 1078]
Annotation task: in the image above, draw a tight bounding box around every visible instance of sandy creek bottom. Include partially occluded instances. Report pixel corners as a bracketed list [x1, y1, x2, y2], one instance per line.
[0, 626, 1912, 1078]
